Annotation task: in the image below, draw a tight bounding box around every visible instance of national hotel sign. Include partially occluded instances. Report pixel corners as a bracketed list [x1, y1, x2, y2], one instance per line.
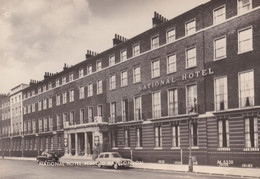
[139, 68, 214, 91]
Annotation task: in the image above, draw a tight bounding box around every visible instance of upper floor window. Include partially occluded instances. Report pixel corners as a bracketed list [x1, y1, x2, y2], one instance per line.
[56, 79, 60, 87]
[43, 85, 46, 92]
[38, 101, 42, 111]
[79, 68, 84, 78]
[110, 102, 116, 123]
[96, 61, 102, 71]
[31, 90, 35, 96]
[120, 50, 127, 62]
[214, 36, 226, 60]
[214, 76, 228, 111]
[87, 65, 92, 75]
[213, 6, 226, 25]
[32, 103, 36, 112]
[152, 91, 161, 118]
[239, 70, 254, 108]
[166, 28, 176, 43]
[88, 83, 93, 97]
[97, 105, 103, 117]
[109, 55, 115, 66]
[238, 0, 252, 14]
[62, 76, 66, 84]
[121, 70, 128, 87]
[56, 94, 61, 106]
[133, 44, 140, 57]
[238, 27, 253, 53]
[109, 75, 116, 90]
[133, 66, 141, 83]
[151, 59, 160, 78]
[218, 119, 229, 148]
[167, 54, 177, 74]
[88, 107, 94, 123]
[122, 99, 128, 122]
[48, 97, 52, 108]
[168, 89, 178, 116]
[186, 84, 197, 114]
[151, 35, 159, 49]
[245, 117, 258, 148]
[38, 87, 41, 94]
[48, 82, 52, 90]
[186, 47, 196, 68]
[134, 96, 142, 121]
[79, 86, 85, 99]
[69, 89, 74, 102]
[97, 80, 103, 94]
[69, 73, 74, 82]
[185, 20, 196, 36]
[63, 91, 67, 104]
[43, 98, 47, 110]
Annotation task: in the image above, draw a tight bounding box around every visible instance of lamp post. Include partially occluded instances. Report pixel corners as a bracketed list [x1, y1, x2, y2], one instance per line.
[188, 115, 193, 172]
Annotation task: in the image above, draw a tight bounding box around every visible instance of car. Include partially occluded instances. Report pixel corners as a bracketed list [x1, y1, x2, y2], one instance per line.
[36, 151, 59, 163]
[95, 152, 132, 169]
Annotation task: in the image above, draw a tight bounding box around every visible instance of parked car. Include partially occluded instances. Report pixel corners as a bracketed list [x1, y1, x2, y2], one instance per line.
[95, 152, 132, 169]
[36, 151, 59, 163]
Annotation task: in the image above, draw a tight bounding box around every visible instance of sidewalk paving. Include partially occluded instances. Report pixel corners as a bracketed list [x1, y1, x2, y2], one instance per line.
[1, 156, 260, 178]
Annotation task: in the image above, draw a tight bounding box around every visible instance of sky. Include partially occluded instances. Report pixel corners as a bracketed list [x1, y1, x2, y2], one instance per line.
[0, 0, 210, 93]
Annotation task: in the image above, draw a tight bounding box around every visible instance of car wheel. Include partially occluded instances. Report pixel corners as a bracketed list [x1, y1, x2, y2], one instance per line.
[113, 163, 118, 170]
[97, 162, 102, 168]
[37, 160, 40, 164]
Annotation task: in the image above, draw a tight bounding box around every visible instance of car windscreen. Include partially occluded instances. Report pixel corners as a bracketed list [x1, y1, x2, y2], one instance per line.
[112, 153, 121, 158]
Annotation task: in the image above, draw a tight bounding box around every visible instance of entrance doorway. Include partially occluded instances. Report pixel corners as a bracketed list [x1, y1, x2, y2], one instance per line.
[87, 132, 93, 154]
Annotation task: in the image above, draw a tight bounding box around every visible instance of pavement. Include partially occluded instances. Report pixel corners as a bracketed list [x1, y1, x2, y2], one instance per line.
[1, 156, 260, 178]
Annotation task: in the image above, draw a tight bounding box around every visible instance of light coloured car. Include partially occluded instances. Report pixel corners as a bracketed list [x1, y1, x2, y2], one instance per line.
[95, 152, 132, 169]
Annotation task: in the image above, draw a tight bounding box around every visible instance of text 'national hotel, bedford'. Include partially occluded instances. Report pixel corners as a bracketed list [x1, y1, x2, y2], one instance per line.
[0, 0, 260, 168]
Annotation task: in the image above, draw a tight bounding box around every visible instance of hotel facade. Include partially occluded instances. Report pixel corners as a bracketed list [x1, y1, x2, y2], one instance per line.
[1, 0, 260, 167]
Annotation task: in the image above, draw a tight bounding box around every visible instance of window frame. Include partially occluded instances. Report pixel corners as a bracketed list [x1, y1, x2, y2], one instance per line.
[151, 59, 160, 79]
[238, 26, 253, 54]
[237, 0, 252, 15]
[238, 70, 254, 108]
[213, 5, 226, 25]
[166, 53, 177, 74]
[120, 49, 127, 62]
[132, 43, 140, 57]
[120, 70, 128, 87]
[151, 35, 159, 49]
[185, 19, 196, 36]
[152, 91, 161, 118]
[214, 76, 228, 111]
[185, 46, 197, 69]
[166, 28, 176, 43]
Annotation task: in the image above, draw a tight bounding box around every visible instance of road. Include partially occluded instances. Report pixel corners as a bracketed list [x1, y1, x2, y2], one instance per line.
[0, 159, 241, 179]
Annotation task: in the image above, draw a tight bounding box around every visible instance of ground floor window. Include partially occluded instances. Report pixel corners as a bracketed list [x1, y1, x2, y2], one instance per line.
[245, 117, 258, 148]
[218, 119, 229, 148]
[136, 128, 142, 148]
[172, 125, 180, 148]
[191, 122, 198, 147]
[124, 129, 130, 148]
[155, 126, 162, 148]
[111, 130, 118, 148]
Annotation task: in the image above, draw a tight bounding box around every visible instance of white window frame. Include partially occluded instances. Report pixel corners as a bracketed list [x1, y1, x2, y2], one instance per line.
[151, 59, 160, 79]
[238, 26, 253, 54]
[87, 65, 92, 75]
[69, 89, 74, 102]
[151, 35, 159, 49]
[152, 91, 161, 118]
[62, 76, 66, 84]
[63, 91, 67, 104]
[96, 61, 102, 71]
[166, 28, 176, 43]
[133, 66, 141, 84]
[79, 86, 85, 99]
[120, 70, 128, 87]
[134, 96, 142, 121]
[109, 74, 116, 90]
[185, 46, 197, 69]
[79, 68, 84, 78]
[120, 50, 127, 62]
[237, 0, 252, 15]
[97, 80, 103, 94]
[154, 126, 162, 148]
[88, 83, 93, 97]
[132, 44, 140, 57]
[214, 76, 228, 111]
[238, 70, 254, 108]
[214, 36, 227, 60]
[167, 53, 177, 74]
[185, 19, 196, 36]
[168, 88, 178, 116]
[213, 5, 226, 25]
[69, 73, 74, 82]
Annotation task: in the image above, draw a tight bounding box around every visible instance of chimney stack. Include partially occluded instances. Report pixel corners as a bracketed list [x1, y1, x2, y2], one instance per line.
[85, 50, 98, 60]
[113, 34, 128, 46]
[152, 11, 168, 27]
[29, 79, 37, 86]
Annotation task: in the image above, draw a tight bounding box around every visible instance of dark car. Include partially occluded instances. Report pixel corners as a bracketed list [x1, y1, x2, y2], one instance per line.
[36, 151, 59, 163]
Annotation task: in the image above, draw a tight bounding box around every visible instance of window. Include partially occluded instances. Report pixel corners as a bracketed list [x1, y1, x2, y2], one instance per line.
[133, 66, 141, 83]
[120, 50, 127, 62]
[56, 79, 60, 87]
[88, 83, 93, 97]
[186, 47, 196, 68]
[151, 35, 159, 49]
[32, 120, 36, 133]
[186, 84, 197, 113]
[109, 55, 115, 66]
[245, 117, 258, 148]
[57, 114, 61, 130]
[213, 6, 226, 24]
[70, 111, 75, 125]
[218, 119, 229, 148]
[121, 70, 128, 87]
[38, 101, 42, 111]
[214, 36, 226, 60]
[43, 85, 46, 92]
[110, 102, 116, 123]
[239, 70, 254, 108]
[214, 77, 228, 111]
[69, 89, 74, 102]
[39, 118, 42, 133]
[97, 80, 103, 94]
[87, 65, 92, 75]
[32, 90, 35, 96]
[151, 59, 160, 78]
[27, 105, 31, 114]
[152, 91, 161, 118]
[56, 94, 61, 106]
[88, 107, 94, 123]
[238, 0, 252, 14]
[155, 126, 162, 148]
[166, 28, 176, 43]
[168, 89, 178, 116]
[124, 129, 130, 148]
[63, 92, 67, 104]
[133, 44, 140, 56]
[97, 105, 102, 117]
[111, 130, 118, 148]
[69, 73, 74, 82]
[238, 27, 253, 53]
[79, 68, 84, 78]
[48, 82, 52, 90]
[38, 87, 41, 94]
[48, 97, 52, 108]
[109, 75, 116, 90]
[44, 117, 48, 132]
[122, 99, 128, 122]
[185, 20, 196, 35]
[167, 54, 176, 74]
[62, 76, 66, 84]
[43, 98, 47, 110]
[80, 109, 84, 124]
[32, 103, 35, 112]
[136, 128, 142, 148]
[50, 137, 53, 150]
[172, 125, 180, 148]
[134, 96, 142, 121]
[63, 113, 67, 124]
[96, 61, 102, 71]
[49, 116, 53, 131]
[79, 86, 85, 99]
[191, 122, 198, 147]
